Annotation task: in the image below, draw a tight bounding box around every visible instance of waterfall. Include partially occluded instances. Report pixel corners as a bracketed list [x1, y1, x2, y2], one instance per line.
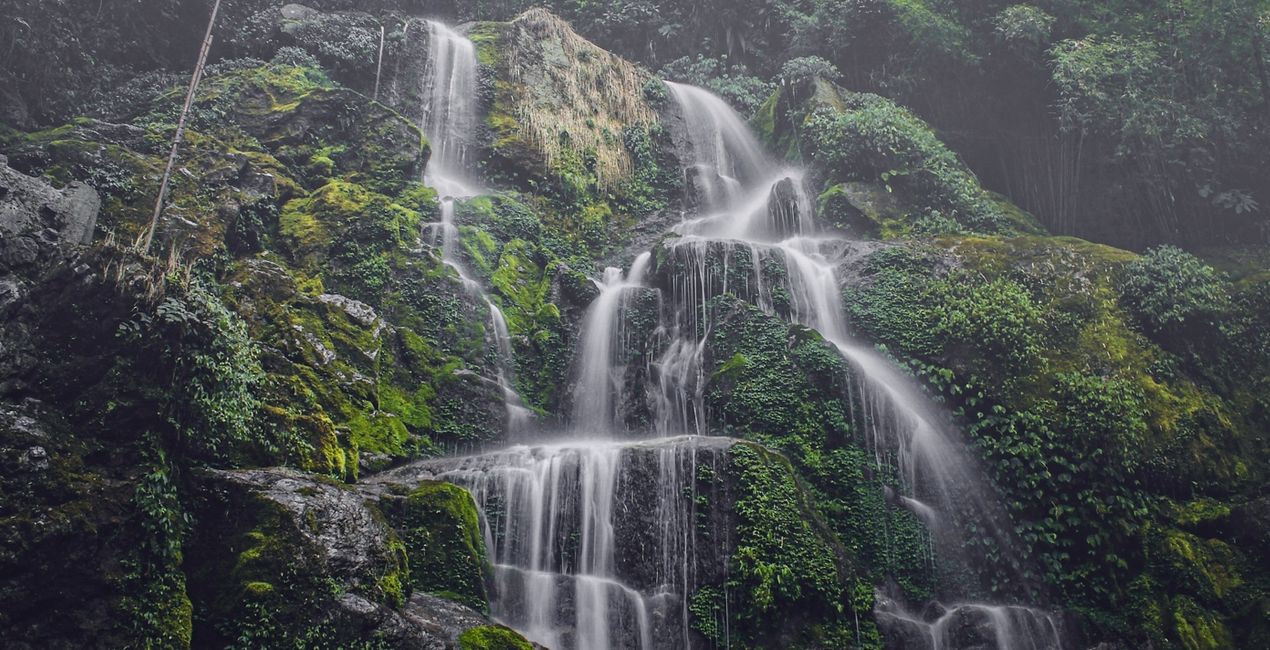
[421, 21, 480, 198]
[571, 253, 652, 434]
[411, 19, 1059, 645]
[646, 83, 1063, 648]
[664, 82, 767, 209]
[409, 436, 735, 650]
[418, 21, 530, 434]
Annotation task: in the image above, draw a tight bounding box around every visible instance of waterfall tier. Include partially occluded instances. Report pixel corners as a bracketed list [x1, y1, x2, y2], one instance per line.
[374, 436, 744, 650]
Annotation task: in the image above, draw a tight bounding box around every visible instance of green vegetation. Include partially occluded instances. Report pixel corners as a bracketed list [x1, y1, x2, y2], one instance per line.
[841, 236, 1267, 646]
[804, 90, 1014, 234]
[458, 626, 535, 650]
[381, 482, 491, 612]
[0, 3, 1266, 650]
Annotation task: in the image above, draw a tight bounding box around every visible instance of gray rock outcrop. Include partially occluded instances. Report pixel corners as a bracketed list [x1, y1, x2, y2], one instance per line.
[0, 156, 100, 247]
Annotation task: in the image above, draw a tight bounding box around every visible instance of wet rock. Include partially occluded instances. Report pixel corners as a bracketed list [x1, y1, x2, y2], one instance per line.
[19, 445, 48, 471]
[320, 293, 381, 329]
[0, 236, 40, 269]
[818, 181, 910, 238]
[371, 436, 747, 649]
[1230, 495, 1270, 565]
[0, 160, 100, 247]
[0, 403, 146, 649]
[233, 258, 297, 302]
[189, 467, 524, 649]
[281, 3, 319, 21]
[767, 175, 807, 236]
[683, 164, 725, 211]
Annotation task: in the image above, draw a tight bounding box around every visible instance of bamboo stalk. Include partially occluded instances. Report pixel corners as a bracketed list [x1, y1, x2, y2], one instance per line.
[373, 23, 386, 101]
[141, 0, 222, 254]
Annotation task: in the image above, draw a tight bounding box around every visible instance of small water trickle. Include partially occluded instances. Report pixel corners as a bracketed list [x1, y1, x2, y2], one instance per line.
[418, 20, 530, 436]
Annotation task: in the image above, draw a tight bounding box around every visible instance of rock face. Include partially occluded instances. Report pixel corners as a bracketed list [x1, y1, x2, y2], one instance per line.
[817, 181, 904, 238]
[478, 8, 660, 187]
[0, 402, 154, 650]
[369, 436, 847, 650]
[187, 467, 528, 649]
[0, 156, 99, 247]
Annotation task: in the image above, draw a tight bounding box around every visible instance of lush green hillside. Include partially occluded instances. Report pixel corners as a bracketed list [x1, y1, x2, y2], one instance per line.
[0, 2, 1266, 649]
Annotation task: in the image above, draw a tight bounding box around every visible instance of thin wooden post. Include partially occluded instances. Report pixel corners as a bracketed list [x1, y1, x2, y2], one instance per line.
[142, 0, 222, 253]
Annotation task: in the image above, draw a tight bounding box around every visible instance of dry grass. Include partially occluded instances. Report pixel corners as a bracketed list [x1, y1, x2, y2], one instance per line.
[502, 8, 658, 187]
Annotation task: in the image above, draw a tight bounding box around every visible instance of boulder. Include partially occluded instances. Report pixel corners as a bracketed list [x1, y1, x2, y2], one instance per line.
[0, 160, 100, 247]
[817, 181, 904, 238]
[188, 467, 527, 649]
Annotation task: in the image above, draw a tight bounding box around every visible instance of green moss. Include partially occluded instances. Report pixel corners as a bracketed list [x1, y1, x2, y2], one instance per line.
[467, 22, 506, 68]
[1171, 498, 1233, 528]
[726, 442, 845, 643]
[381, 482, 490, 612]
[280, 181, 373, 264]
[457, 625, 534, 650]
[1157, 529, 1243, 602]
[345, 411, 411, 461]
[1171, 596, 1233, 650]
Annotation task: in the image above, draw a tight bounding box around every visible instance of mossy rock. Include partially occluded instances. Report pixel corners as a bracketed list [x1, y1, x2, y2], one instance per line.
[187, 468, 412, 647]
[722, 442, 852, 647]
[818, 181, 907, 238]
[379, 481, 492, 613]
[457, 625, 534, 650]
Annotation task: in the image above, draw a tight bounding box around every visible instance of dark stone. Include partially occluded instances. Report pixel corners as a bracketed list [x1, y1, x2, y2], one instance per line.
[818, 181, 910, 238]
[0, 403, 145, 649]
[0, 161, 100, 246]
[767, 176, 805, 237]
[189, 467, 515, 649]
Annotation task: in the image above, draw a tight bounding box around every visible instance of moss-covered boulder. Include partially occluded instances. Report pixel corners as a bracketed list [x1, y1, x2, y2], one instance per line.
[757, 78, 1045, 237]
[377, 481, 492, 613]
[469, 9, 679, 256]
[188, 467, 522, 649]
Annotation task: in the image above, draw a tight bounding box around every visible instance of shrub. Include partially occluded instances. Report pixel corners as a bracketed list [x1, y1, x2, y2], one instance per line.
[659, 55, 775, 116]
[272, 46, 321, 68]
[993, 5, 1055, 53]
[805, 94, 1007, 232]
[779, 56, 841, 86]
[119, 277, 266, 465]
[1120, 246, 1230, 337]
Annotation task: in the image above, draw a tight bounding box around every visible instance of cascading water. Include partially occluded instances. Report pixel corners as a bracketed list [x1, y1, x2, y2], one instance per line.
[412, 19, 1058, 646]
[421, 21, 479, 198]
[645, 83, 1063, 648]
[571, 253, 652, 434]
[411, 23, 720, 649]
[418, 21, 531, 433]
[383, 435, 736, 650]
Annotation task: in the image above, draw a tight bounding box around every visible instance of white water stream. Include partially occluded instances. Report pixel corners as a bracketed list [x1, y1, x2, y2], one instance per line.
[419, 21, 532, 433]
[414, 20, 1060, 649]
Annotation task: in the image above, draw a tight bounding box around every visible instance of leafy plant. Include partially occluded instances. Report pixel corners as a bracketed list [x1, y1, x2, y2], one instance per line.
[1119, 246, 1230, 337]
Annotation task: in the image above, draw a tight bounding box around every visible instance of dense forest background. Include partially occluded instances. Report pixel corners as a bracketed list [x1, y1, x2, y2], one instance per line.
[4, 0, 1270, 249]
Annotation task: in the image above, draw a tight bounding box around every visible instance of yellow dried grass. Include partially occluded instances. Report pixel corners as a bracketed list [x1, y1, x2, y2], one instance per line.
[502, 9, 658, 187]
